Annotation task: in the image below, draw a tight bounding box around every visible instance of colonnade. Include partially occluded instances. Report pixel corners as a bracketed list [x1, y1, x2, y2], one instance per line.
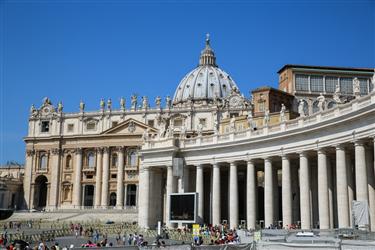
[139, 137, 375, 231]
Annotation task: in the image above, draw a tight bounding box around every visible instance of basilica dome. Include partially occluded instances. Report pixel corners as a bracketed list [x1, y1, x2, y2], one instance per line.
[173, 35, 240, 105]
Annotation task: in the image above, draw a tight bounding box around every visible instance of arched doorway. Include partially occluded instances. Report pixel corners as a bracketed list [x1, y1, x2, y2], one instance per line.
[34, 175, 48, 209]
[109, 192, 116, 206]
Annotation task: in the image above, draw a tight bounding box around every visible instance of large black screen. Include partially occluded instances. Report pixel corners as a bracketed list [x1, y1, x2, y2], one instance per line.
[170, 193, 196, 222]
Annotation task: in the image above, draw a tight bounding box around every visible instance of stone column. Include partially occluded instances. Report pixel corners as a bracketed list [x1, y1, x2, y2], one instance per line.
[366, 141, 375, 231]
[166, 165, 174, 228]
[138, 165, 150, 228]
[229, 162, 238, 229]
[336, 145, 350, 228]
[299, 152, 311, 229]
[101, 147, 110, 207]
[327, 158, 334, 229]
[346, 152, 355, 227]
[282, 155, 292, 229]
[264, 157, 274, 228]
[247, 160, 256, 230]
[355, 141, 368, 202]
[73, 148, 82, 208]
[49, 148, 61, 209]
[116, 147, 125, 208]
[24, 150, 34, 209]
[212, 163, 221, 226]
[196, 164, 204, 223]
[317, 148, 330, 229]
[94, 148, 103, 208]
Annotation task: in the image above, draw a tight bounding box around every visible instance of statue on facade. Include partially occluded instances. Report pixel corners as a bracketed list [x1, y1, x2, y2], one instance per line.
[298, 99, 305, 117]
[180, 125, 187, 139]
[57, 101, 63, 113]
[229, 116, 236, 132]
[131, 94, 137, 110]
[79, 100, 85, 112]
[317, 93, 325, 112]
[142, 128, 150, 142]
[30, 104, 37, 116]
[166, 96, 171, 109]
[264, 109, 270, 126]
[142, 96, 148, 109]
[280, 103, 286, 122]
[333, 83, 341, 103]
[100, 98, 105, 110]
[197, 123, 203, 136]
[120, 97, 125, 110]
[107, 98, 112, 110]
[213, 121, 218, 135]
[42, 97, 52, 105]
[353, 77, 361, 98]
[371, 72, 375, 92]
[155, 96, 161, 108]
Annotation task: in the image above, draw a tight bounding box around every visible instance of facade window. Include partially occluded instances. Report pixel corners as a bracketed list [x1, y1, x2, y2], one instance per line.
[111, 174, 117, 179]
[199, 118, 206, 127]
[259, 102, 265, 112]
[41, 121, 50, 133]
[39, 154, 47, 170]
[126, 184, 137, 206]
[340, 77, 353, 95]
[295, 74, 309, 91]
[87, 152, 95, 168]
[109, 192, 116, 206]
[310, 75, 323, 92]
[128, 151, 138, 166]
[67, 124, 74, 132]
[66, 155, 72, 169]
[359, 78, 368, 95]
[174, 119, 182, 127]
[325, 76, 337, 93]
[147, 120, 154, 127]
[111, 154, 118, 167]
[86, 121, 96, 131]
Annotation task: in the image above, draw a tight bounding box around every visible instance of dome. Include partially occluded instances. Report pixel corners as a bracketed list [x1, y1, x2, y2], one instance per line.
[173, 35, 240, 105]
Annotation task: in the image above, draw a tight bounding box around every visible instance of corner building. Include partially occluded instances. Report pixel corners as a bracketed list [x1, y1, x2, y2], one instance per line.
[24, 36, 375, 231]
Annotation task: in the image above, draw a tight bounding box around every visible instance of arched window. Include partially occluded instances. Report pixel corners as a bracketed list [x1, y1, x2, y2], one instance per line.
[129, 151, 138, 166]
[40, 154, 47, 170]
[111, 153, 118, 167]
[109, 192, 116, 206]
[312, 101, 319, 113]
[87, 152, 95, 168]
[66, 155, 72, 169]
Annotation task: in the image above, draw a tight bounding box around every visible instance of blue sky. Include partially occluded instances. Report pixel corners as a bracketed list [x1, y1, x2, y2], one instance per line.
[0, 0, 374, 164]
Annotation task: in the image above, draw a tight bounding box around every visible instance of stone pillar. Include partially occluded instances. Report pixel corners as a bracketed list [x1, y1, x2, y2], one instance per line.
[299, 152, 311, 229]
[327, 158, 334, 229]
[138, 165, 150, 228]
[336, 145, 350, 228]
[317, 148, 330, 229]
[196, 165, 204, 223]
[49, 148, 61, 209]
[264, 157, 274, 228]
[24, 150, 34, 209]
[282, 155, 292, 229]
[116, 147, 125, 208]
[212, 163, 221, 226]
[94, 148, 103, 208]
[101, 147, 110, 207]
[366, 141, 375, 231]
[229, 162, 238, 229]
[247, 160, 256, 230]
[355, 141, 368, 202]
[166, 165, 174, 228]
[73, 148, 82, 208]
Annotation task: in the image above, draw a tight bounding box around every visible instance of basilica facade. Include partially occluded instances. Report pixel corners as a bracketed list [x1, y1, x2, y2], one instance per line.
[24, 36, 375, 231]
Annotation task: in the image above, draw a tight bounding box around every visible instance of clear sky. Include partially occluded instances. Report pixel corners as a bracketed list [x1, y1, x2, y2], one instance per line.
[0, 0, 374, 164]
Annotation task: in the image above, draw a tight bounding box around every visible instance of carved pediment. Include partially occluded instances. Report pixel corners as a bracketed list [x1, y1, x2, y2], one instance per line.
[102, 118, 157, 135]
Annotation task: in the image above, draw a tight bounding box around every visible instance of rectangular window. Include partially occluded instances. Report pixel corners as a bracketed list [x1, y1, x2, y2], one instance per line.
[86, 175, 93, 179]
[340, 77, 353, 94]
[325, 76, 337, 93]
[259, 102, 265, 112]
[111, 174, 117, 179]
[310, 75, 323, 92]
[359, 78, 368, 95]
[147, 120, 154, 127]
[295, 74, 309, 91]
[199, 118, 206, 127]
[41, 121, 50, 132]
[174, 119, 182, 127]
[67, 124, 74, 132]
[86, 122, 96, 131]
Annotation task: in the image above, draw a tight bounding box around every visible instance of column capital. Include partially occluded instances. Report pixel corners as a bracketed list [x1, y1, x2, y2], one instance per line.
[96, 147, 103, 154]
[353, 140, 365, 147]
[263, 156, 272, 163]
[196, 164, 204, 169]
[26, 149, 35, 156]
[74, 148, 83, 154]
[212, 162, 220, 168]
[281, 154, 291, 160]
[229, 161, 237, 167]
[246, 159, 255, 164]
[102, 147, 110, 153]
[317, 147, 327, 154]
[297, 151, 308, 157]
[51, 148, 61, 155]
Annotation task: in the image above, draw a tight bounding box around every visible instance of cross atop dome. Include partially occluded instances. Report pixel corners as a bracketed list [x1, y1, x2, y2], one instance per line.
[199, 33, 217, 67]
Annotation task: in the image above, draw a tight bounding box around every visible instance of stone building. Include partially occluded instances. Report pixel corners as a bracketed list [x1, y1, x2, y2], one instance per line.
[24, 35, 375, 232]
[0, 165, 24, 210]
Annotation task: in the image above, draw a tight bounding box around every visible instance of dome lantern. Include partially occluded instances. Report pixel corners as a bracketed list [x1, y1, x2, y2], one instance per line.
[199, 34, 217, 67]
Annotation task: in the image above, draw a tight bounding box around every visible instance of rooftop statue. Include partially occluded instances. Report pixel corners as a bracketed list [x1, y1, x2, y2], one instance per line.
[280, 103, 286, 122]
[333, 83, 341, 103]
[131, 94, 137, 110]
[57, 101, 63, 113]
[353, 77, 361, 98]
[298, 99, 305, 117]
[155, 96, 161, 108]
[264, 109, 270, 126]
[79, 100, 85, 112]
[142, 96, 148, 109]
[166, 96, 171, 109]
[317, 93, 325, 112]
[120, 97, 125, 110]
[107, 98, 112, 110]
[100, 98, 105, 110]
